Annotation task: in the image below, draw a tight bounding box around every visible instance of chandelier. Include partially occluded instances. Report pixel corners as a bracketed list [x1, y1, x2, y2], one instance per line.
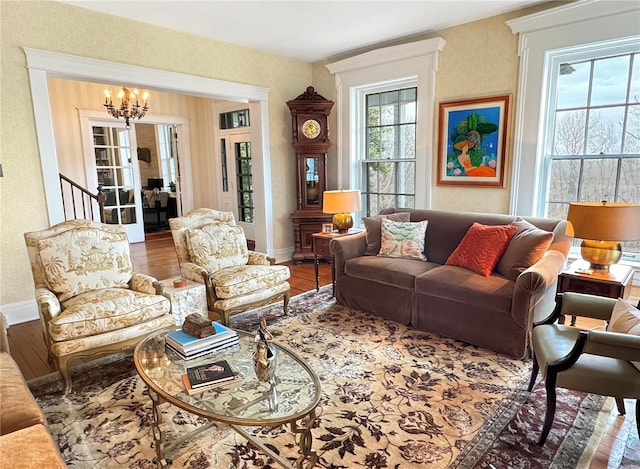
[103, 87, 149, 129]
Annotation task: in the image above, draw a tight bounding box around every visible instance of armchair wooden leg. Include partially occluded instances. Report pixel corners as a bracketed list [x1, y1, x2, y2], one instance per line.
[615, 397, 626, 415]
[282, 291, 290, 315]
[56, 355, 73, 394]
[539, 372, 557, 446]
[527, 356, 539, 392]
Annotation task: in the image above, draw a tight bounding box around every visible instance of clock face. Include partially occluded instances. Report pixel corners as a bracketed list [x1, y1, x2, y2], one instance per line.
[301, 119, 321, 139]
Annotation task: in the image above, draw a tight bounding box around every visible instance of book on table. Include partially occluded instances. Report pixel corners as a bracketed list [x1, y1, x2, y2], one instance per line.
[165, 335, 240, 360]
[181, 370, 242, 395]
[183, 359, 241, 394]
[165, 321, 238, 354]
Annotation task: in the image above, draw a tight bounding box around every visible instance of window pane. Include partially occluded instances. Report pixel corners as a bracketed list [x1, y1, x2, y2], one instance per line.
[380, 126, 396, 159]
[548, 159, 580, 203]
[368, 104, 380, 126]
[590, 55, 629, 106]
[553, 110, 586, 154]
[624, 104, 640, 153]
[400, 124, 416, 159]
[619, 157, 640, 203]
[400, 100, 416, 124]
[367, 128, 381, 159]
[580, 158, 617, 201]
[630, 53, 640, 101]
[556, 61, 590, 109]
[587, 106, 624, 154]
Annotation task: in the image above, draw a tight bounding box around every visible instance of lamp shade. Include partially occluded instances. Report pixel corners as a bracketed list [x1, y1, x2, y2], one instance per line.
[322, 190, 361, 214]
[566, 202, 640, 241]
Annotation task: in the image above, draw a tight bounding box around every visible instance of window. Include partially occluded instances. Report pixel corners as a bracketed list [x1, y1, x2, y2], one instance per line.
[540, 46, 640, 256]
[361, 87, 417, 216]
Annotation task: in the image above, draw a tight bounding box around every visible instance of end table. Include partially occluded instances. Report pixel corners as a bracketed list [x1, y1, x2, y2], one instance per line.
[157, 277, 207, 325]
[557, 259, 635, 325]
[311, 230, 361, 294]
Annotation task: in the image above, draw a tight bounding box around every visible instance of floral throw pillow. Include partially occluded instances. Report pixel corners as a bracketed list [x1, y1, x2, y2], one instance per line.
[445, 222, 517, 277]
[378, 219, 428, 260]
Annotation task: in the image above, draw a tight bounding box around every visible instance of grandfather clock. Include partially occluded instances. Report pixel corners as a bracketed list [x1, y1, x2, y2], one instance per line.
[287, 86, 334, 262]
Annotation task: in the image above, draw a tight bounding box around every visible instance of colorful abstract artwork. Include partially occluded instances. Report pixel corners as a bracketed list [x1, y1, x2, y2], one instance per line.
[437, 95, 510, 187]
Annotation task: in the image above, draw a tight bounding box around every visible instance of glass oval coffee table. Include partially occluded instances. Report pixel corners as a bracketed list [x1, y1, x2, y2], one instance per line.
[134, 327, 321, 469]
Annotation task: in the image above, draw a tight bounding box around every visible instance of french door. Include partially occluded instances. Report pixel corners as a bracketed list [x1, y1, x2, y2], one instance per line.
[219, 133, 255, 241]
[82, 119, 145, 242]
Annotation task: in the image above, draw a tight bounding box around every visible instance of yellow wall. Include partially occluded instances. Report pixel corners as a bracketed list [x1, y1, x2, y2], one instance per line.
[0, 0, 311, 306]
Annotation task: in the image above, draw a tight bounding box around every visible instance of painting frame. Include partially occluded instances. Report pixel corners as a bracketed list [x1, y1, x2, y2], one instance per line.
[437, 94, 510, 187]
[321, 223, 334, 234]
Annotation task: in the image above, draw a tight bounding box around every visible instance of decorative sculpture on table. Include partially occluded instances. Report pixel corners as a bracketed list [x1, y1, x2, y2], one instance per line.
[253, 319, 277, 382]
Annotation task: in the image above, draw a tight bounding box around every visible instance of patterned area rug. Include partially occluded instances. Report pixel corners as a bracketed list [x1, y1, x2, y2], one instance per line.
[30, 287, 611, 468]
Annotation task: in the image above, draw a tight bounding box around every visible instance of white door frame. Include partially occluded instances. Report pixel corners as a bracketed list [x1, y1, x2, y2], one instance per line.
[24, 48, 275, 256]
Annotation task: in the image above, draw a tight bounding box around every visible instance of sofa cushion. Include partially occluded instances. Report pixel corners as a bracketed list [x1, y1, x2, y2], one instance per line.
[186, 223, 249, 271]
[496, 218, 553, 280]
[363, 212, 411, 255]
[51, 288, 170, 341]
[345, 256, 437, 290]
[37, 228, 132, 302]
[379, 219, 428, 260]
[211, 264, 290, 299]
[608, 299, 640, 371]
[0, 424, 67, 468]
[0, 352, 45, 435]
[415, 265, 514, 314]
[445, 222, 516, 276]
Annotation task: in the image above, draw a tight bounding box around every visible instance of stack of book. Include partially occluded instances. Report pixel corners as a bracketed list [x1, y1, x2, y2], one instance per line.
[181, 359, 242, 395]
[165, 321, 239, 360]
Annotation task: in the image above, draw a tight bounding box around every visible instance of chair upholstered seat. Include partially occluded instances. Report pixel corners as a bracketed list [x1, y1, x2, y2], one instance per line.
[24, 219, 176, 393]
[51, 288, 170, 341]
[169, 208, 291, 326]
[211, 264, 291, 299]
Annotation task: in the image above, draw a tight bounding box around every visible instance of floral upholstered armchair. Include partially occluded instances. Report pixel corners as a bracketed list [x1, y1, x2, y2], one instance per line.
[169, 208, 291, 326]
[24, 220, 176, 393]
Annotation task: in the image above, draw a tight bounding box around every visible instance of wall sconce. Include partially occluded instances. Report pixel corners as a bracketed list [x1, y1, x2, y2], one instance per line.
[323, 189, 361, 233]
[566, 201, 640, 272]
[103, 87, 149, 129]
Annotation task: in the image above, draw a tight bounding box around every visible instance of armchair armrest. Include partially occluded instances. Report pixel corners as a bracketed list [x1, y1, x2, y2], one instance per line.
[130, 272, 159, 295]
[34, 287, 61, 320]
[248, 251, 275, 266]
[584, 329, 640, 362]
[329, 232, 367, 281]
[179, 261, 209, 284]
[560, 292, 616, 322]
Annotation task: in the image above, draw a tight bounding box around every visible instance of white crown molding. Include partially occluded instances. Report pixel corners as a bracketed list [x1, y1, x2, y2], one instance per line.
[24, 48, 268, 102]
[507, 0, 640, 35]
[325, 37, 446, 75]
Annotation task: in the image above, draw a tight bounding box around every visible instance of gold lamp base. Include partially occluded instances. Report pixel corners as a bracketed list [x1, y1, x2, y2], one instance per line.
[580, 239, 622, 272]
[333, 213, 353, 234]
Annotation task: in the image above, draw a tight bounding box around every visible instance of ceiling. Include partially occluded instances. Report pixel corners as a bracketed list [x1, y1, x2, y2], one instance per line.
[59, 1, 548, 62]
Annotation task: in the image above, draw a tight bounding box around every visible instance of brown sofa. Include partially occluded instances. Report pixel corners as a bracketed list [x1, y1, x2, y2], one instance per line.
[330, 208, 572, 358]
[0, 314, 67, 468]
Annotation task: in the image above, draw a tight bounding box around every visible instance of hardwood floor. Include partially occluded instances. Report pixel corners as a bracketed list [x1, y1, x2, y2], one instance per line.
[5, 233, 637, 467]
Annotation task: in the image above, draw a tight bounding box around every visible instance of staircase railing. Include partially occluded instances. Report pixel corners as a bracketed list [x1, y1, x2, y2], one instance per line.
[59, 173, 106, 222]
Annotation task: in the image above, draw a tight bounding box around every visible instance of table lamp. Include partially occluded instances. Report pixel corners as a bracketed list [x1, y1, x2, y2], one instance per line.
[566, 201, 640, 272]
[323, 189, 361, 233]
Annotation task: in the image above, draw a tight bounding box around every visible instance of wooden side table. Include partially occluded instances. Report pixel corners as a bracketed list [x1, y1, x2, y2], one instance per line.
[557, 259, 635, 325]
[311, 230, 361, 293]
[157, 277, 208, 325]
[558, 260, 634, 299]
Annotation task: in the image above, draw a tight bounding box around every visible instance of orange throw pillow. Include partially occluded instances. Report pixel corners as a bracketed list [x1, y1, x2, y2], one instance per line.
[446, 222, 517, 277]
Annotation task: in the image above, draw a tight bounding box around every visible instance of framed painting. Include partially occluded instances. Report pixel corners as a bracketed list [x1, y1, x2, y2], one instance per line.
[437, 95, 510, 187]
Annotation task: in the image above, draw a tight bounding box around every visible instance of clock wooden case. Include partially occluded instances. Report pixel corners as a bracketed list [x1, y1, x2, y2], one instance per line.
[287, 86, 334, 262]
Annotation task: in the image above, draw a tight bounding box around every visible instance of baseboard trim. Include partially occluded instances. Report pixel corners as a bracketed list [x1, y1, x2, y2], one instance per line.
[1, 299, 39, 326]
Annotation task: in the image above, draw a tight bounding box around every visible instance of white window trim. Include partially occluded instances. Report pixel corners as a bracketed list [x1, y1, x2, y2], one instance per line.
[506, 0, 640, 216]
[326, 38, 446, 210]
